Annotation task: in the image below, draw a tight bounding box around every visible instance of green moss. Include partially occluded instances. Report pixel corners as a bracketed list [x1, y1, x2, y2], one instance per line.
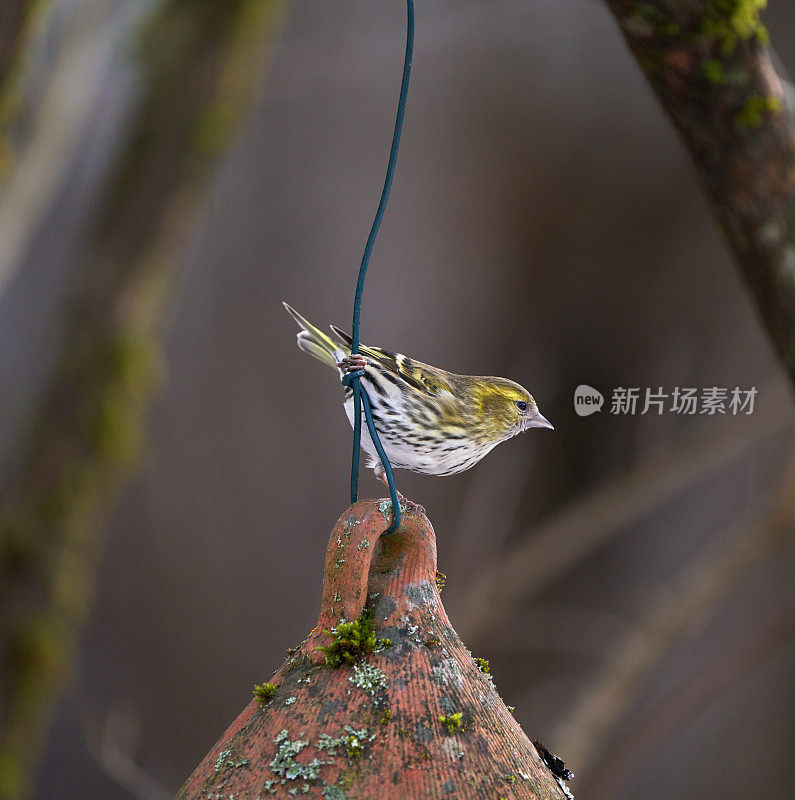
[253, 682, 278, 704]
[344, 734, 366, 759]
[84, 333, 159, 467]
[193, 0, 287, 156]
[0, 0, 49, 177]
[700, 0, 768, 54]
[379, 709, 392, 725]
[736, 93, 782, 127]
[701, 58, 725, 83]
[474, 657, 491, 675]
[504, 774, 516, 784]
[435, 570, 446, 593]
[506, 705, 516, 714]
[317, 609, 390, 667]
[631, 0, 769, 59]
[438, 713, 465, 735]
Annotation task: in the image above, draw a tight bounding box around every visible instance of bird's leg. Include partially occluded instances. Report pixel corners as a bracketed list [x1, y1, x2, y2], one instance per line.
[342, 354, 403, 502]
[377, 468, 405, 502]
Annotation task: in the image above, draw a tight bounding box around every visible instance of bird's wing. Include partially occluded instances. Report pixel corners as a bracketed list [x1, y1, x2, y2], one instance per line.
[330, 325, 451, 397]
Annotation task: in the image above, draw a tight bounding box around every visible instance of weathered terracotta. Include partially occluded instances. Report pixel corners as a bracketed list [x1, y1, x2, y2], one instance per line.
[175, 499, 568, 799]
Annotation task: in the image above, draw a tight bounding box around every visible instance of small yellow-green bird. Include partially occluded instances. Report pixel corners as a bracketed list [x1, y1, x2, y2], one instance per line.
[284, 303, 553, 486]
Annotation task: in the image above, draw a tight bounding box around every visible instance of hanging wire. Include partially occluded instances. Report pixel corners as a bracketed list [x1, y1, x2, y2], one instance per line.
[344, 0, 414, 535]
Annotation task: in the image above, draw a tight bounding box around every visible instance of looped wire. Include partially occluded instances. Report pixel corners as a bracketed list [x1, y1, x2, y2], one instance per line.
[348, 0, 414, 535]
[341, 370, 365, 387]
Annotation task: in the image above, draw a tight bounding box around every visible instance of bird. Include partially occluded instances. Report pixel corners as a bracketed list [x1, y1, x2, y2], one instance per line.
[284, 302, 553, 488]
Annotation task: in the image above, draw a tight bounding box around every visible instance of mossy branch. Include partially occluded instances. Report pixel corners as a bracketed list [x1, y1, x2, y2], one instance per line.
[0, 1, 29, 85]
[0, 2, 287, 797]
[0, 0, 43, 177]
[603, 0, 795, 388]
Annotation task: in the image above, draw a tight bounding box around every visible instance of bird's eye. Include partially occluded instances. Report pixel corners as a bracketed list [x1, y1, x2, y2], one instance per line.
[516, 400, 528, 412]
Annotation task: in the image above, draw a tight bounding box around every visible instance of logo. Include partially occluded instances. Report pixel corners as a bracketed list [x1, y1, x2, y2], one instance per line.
[573, 385, 758, 416]
[574, 384, 604, 416]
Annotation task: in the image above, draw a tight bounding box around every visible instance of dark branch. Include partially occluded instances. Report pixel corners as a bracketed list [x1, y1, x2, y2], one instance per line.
[0, 2, 287, 796]
[603, 0, 795, 387]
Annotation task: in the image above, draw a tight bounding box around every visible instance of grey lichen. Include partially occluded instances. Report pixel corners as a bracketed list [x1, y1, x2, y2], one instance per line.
[348, 662, 387, 696]
[321, 784, 347, 800]
[441, 738, 465, 760]
[317, 726, 376, 759]
[214, 749, 233, 772]
[270, 730, 328, 782]
[404, 580, 436, 609]
[439, 695, 458, 715]
[431, 658, 464, 688]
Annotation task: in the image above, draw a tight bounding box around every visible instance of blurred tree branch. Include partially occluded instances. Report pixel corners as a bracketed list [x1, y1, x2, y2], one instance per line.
[0, 1, 287, 797]
[0, 0, 28, 85]
[0, 0, 39, 177]
[584, 599, 794, 800]
[83, 703, 172, 800]
[601, 1, 795, 388]
[452, 379, 793, 642]
[551, 453, 795, 788]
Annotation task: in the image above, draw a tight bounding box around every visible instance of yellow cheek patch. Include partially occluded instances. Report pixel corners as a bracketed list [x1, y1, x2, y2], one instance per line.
[471, 384, 520, 436]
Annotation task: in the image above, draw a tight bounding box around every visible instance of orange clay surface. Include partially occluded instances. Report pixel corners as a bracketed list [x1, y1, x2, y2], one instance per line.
[175, 498, 565, 800]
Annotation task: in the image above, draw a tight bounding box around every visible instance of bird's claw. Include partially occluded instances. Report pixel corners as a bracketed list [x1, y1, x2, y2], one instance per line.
[378, 472, 405, 502]
[340, 355, 367, 373]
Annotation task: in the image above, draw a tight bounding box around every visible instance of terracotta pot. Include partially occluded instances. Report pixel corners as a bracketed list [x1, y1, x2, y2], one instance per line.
[175, 499, 569, 799]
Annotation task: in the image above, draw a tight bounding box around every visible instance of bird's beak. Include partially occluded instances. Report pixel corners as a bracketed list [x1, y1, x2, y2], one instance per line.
[526, 411, 554, 430]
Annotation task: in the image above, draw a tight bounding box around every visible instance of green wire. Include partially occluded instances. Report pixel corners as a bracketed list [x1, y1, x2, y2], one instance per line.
[347, 0, 414, 535]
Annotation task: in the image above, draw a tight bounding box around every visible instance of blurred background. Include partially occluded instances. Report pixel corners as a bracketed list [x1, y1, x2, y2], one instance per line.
[1, 1, 793, 799]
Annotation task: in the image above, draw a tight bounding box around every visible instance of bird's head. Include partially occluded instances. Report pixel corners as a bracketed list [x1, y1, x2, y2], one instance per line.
[472, 378, 553, 441]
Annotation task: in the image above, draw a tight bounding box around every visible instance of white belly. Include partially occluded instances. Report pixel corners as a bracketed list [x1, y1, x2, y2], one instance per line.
[342, 396, 495, 477]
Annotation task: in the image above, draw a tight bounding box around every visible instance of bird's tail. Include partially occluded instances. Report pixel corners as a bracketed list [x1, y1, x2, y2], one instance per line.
[283, 302, 349, 370]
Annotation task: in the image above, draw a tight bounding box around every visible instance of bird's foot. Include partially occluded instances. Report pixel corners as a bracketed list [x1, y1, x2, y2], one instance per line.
[340, 354, 367, 373]
[378, 471, 405, 502]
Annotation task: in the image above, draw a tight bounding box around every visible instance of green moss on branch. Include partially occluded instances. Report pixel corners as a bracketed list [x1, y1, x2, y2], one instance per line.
[0, 2, 288, 797]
